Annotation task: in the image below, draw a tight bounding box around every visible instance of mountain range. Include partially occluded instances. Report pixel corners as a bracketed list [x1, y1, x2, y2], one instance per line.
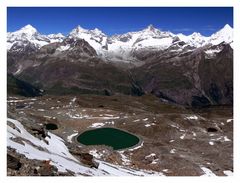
[7, 24, 233, 107]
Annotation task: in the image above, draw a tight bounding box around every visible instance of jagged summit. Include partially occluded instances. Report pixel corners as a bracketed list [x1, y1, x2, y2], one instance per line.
[19, 24, 38, 34]
[145, 24, 157, 31]
[191, 32, 203, 37]
[71, 25, 88, 33]
[7, 24, 65, 50]
[208, 24, 233, 46]
[222, 24, 232, 30]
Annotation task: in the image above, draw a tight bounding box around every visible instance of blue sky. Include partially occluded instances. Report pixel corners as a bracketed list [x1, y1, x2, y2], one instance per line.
[7, 7, 233, 36]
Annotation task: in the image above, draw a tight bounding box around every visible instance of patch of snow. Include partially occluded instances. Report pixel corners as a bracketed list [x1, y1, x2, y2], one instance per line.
[169, 140, 175, 143]
[119, 151, 131, 165]
[67, 133, 78, 143]
[145, 123, 155, 127]
[66, 112, 90, 119]
[89, 123, 105, 128]
[37, 109, 45, 112]
[170, 124, 179, 128]
[192, 132, 197, 137]
[223, 170, 233, 176]
[170, 149, 176, 154]
[133, 119, 140, 122]
[210, 136, 231, 143]
[204, 48, 221, 56]
[105, 121, 115, 125]
[43, 116, 53, 119]
[87, 116, 120, 120]
[104, 114, 114, 117]
[7, 99, 32, 103]
[200, 167, 216, 177]
[89, 149, 104, 159]
[209, 141, 214, 146]
[97, 160, 164, 176]
[69, 97, 77, 105]
[180, 134, 186, 139]
[14, 65, 23, 75]
[227, 119, 233, 123]
[56, 44, 70, 52]
[128, 141, 144, 151]
[142, 118, 148, 121]
[170, 124, 185, 133]
[224, 136, 231, 142]
[184, 115, 198, 120]
[150, 159, 159, 165]
[145, 153, 156, 158]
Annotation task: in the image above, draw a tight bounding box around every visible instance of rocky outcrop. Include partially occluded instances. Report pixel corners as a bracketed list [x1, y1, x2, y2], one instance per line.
[69, 146, 99, 168]
[7, 150, 71, 176]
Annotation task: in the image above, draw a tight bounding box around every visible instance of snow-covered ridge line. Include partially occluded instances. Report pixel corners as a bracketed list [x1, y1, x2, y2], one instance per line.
[7, 118, 164, 176]
[7, 24, 65, 51]
[7, 24, 233, 54]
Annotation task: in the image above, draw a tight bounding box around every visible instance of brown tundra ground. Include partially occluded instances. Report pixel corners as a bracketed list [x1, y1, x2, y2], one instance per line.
[7, 94, 233, 176]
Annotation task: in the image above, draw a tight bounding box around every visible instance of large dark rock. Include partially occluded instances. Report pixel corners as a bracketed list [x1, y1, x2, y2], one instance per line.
[7, 154, 22, 170]
[70, 149, 99, 168]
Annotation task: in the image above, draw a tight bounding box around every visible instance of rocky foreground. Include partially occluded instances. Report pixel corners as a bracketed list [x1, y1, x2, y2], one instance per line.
[7, 94, 233, 176]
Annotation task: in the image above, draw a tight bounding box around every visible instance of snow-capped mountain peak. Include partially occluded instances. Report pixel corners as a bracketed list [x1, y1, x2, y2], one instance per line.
[144, 24, 158, 32]
[92, 28, 104, 35]
[71, 25, 88, 34]
[191, 32, 203, 37]
[69, 26, 108, 54]
[176, 32, 207, 48]
[19, 24, 37, 34]
[69, 25, 107, 37]
[208, 24, 233, 46]
[7, 24, 65, 51]
[140, 24, 162, 36]
[222, 24, 233, 32]
[8, 24, 38, 41]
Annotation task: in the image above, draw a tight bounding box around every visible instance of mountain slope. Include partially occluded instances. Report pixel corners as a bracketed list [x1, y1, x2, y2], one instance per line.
[7, 74, 43, 97]
[131, 43, 233, 106]
[7, 118, 164, 176]
[7, 24, 233, 106]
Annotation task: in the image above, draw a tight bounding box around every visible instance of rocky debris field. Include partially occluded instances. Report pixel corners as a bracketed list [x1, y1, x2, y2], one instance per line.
[7, 94, 233, 176]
